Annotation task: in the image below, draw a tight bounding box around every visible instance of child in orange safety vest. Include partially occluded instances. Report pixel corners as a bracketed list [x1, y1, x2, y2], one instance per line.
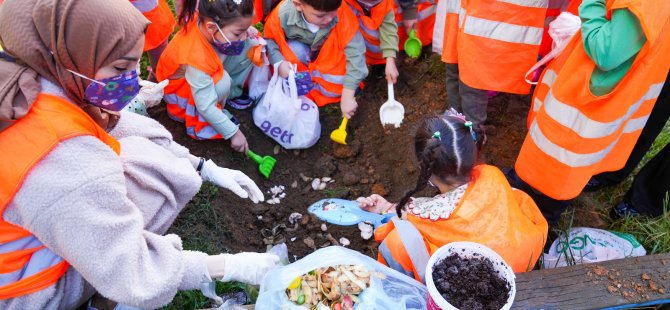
[264, 0, 368, 119]
[157, 0, 266, 152]
[358, 112, 548, 281]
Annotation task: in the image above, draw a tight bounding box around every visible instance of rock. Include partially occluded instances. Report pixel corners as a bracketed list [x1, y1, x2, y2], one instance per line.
[325, 233, 340, 246]
[251, 204, 269, 215]
[343, 172, 360, 186]
[322, 177, 332, 182]
[303, 237, 316, 249]
[273, 145, 281, 155]
[289, 213, 303, 225]
[291, 180, 298, 188]
[339, 238, 351, 246]
[320, 223, 328, 232]
[314, 155, 337, 176]
[371, 184, 388, 196]
[332, 140, 361, 159]
[300, 215, 311, 226]
[318, 182, 327, 190]
[311, 178, 322, 190]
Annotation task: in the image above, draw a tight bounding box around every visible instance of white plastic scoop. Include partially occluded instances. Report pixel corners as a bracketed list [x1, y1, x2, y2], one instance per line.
[379, 83, 405, 128]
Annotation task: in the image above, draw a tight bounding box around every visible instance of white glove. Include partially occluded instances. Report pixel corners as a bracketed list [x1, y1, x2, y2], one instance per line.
[206, 253, 280, 285]
[136, 79, 169, 108]
[200, 160, 264, 203]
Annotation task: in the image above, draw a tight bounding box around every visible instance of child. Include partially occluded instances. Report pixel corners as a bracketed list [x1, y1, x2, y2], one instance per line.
[130, 0, 177, 80]
[264, 0, 368, 119]
[344, 0, 399, 84]
[358, 112, 548, 279]
[157, 0, 263, 153]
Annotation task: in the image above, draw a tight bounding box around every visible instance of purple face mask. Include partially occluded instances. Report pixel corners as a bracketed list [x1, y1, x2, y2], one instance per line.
[68, 69, 140, 111]
[211, 22, 246, 56]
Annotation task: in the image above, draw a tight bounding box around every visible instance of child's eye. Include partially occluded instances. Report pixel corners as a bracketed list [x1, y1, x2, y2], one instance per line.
[114, 66, 127, 72]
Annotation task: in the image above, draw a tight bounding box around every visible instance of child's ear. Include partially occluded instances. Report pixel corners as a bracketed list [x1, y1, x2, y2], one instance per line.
[293, 0, 304, 11]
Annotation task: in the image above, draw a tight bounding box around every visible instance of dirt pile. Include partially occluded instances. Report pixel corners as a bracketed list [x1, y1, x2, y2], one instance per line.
[432, 253, 510, 310]
[588, 265, 668, 303]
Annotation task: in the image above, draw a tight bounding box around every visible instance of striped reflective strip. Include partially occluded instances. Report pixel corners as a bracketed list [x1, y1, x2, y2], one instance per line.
[313, 84, 341, 98]
[498, 0, 548, 8]
[533, 69, 558, 112]
[623, 115, 650, 133]
[542, 81, 663, 139]
[417, 4, 437, 21]
[378, 241, 415, 279]
[165, 93, 188, 109]
[186, 125, 220, 140]
[312, 71, 345, 85]
[459, 8, 466, 27]
[361, 24, 381, 40]
[391, 218, 429, 283]
[463, 16, 543, 45]
[364, 40, 382, 54]
[0, 241, 64, 286]
[130, 0, 158, 13]
[0, 236, 43, 255]
[446, 0, 461, 13]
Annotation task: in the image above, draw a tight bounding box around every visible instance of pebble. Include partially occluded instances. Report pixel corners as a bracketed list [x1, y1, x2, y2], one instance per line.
[291, 180, 298, 188]
[318, 182, 327, 190]
[322, 177, 332, 182]
[291, 237, 297, 242]
[303, 237, 316, 249]
[288, 212, 303, 224]
[320, 223, 328, 231]
[273, 145, 281, 155]
[311, 178, 322, 190]
[339, 238, 351, 246]
[358, 222, 374, 240]
[300, 215, 311, 225]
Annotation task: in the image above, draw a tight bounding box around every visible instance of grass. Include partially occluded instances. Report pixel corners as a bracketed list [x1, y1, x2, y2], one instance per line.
[610, 194, 670, 255]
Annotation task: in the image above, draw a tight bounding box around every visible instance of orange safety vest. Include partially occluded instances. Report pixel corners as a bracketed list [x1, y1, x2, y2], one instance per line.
[254, 0, 264, 23]
[345, 0, 396, 65]
[439, 0, 462, 63]
[156, 19, 226, 140]
[375, 165, 548, 281]
[264, 1, 360, 107]
[455, 0, 548, 94]
[538, 0, 579, 57]
[0, 93, 120, 299]
[131, 0, 177, 52]
[394, 0, 436, 50]
[515, 0, 670, 200]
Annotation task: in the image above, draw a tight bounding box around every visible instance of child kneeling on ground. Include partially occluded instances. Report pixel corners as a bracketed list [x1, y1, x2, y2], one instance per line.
[359, 111, 548, 279]
[157, 0, 263, 153]
[264, 0, 368, 119]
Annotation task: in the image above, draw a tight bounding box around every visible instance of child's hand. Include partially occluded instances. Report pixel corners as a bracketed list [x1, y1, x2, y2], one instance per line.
[277, 61, 292, 79]
[340, 88, 358, 119]
[385, 57, 399, 84]
[402, 19, 418, 35]
[357, 194, 395, 214]
[229, 130, 249, 154]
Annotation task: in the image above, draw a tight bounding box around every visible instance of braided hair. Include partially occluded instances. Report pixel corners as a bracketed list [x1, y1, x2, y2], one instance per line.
[395, 115, 480, 217]
[179, 0, 255, 29]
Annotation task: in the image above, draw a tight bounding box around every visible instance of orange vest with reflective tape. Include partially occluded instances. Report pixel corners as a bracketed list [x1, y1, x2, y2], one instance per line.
[131, 0, 177, 52]
[375, 165, 548, 280]
[345, 0, 395, 65]
[394, 0, 436, 50]
[157, 19, 226, 140]
[515, 0, 670, 200]
[456, 0, 548, 94]
[0, 93, 120, 299]
[264, 1, 360, 106]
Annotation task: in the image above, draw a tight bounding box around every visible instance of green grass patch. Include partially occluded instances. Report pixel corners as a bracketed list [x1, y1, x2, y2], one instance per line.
[610, 194, 670, 255]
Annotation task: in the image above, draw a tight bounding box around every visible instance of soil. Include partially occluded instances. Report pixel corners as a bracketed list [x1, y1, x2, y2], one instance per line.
[432, 253, 511, 310]
[152, 54, 533, 260]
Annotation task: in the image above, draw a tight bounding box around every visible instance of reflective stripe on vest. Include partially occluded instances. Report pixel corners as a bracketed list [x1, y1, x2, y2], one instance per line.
[498, 0, 548, 8]
[312, 70, 345, 85]
[379, 218, 430, 283]
[536, 69, 663, 139]
[0, 240, 64, 287]
[164, 93, 223, 140]
[378, 241, 415, 279]
[130, 0, 158, 12]
[463, 16, 543, 45]
[446, 0, 461, 13]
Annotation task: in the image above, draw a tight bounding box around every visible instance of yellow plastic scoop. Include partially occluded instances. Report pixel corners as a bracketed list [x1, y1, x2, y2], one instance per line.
[379, 83, 405, 128]
[404, 29, 422, 59]
[330, 117, 348, 145]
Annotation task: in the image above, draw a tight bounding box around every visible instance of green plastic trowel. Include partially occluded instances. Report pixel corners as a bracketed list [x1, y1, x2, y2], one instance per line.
[247, 150, 277, 179]
[404, 29, 422, 58]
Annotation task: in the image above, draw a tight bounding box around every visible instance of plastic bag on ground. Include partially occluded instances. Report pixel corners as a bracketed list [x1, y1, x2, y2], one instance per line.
[256, 246, 428, 309]
[542, 227, 646, 269]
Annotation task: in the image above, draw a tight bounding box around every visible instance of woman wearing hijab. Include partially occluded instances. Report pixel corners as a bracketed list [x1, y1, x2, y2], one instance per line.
[0, 0, 279, 309]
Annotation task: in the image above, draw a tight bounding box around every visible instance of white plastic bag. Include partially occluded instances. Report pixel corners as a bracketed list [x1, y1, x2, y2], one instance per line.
[256, 246, 428, 310]
[542, 227, 646, 269]
[253, 62, 321, 149]
[431, 0, 449, 54]
[248, 37, 271, 101]
[524, 12, 581, 84]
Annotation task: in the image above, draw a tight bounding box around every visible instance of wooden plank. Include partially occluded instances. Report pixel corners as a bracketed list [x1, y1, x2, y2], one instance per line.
[512, 254, 670, 310]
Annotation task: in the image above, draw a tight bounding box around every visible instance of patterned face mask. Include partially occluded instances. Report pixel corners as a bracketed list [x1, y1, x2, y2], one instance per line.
[210, 22, 246, 56]
[68, 69, 140, 111]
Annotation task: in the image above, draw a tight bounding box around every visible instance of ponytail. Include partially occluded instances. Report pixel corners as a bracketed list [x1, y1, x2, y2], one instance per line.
[178, 0, 199, 28]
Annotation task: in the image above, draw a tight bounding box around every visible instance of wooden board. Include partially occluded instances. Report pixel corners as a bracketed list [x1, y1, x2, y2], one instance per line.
[512, 254, 670, 310]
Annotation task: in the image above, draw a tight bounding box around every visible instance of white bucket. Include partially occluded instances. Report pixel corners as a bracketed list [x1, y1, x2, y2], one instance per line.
[425, 242, 516, 310]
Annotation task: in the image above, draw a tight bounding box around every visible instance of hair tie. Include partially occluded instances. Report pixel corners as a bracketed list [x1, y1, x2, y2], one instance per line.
[464, 121, 476, 142]
[432, 131, 441, 141]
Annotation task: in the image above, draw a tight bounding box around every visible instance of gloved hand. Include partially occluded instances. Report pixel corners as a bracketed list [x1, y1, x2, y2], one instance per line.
[136, 79, 169, 108]
[200, 160, 264, 203]
[205, 252, 280, 285]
